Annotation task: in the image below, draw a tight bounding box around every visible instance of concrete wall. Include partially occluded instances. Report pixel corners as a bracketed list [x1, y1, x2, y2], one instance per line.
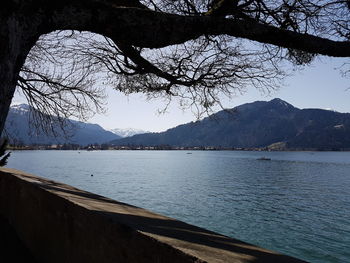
[0, 168, 306, 263]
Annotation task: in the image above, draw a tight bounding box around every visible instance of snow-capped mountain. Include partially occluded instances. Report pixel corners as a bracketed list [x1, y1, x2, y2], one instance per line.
[6, 104, 121, 145]
[110, 128, 149, 138]
[9, 103, 31, 115]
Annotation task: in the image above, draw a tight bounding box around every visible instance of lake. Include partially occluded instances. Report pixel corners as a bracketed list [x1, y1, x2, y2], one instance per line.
[7, 150, 350, 263]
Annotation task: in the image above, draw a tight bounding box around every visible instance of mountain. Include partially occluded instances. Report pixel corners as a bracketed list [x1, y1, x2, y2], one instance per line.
[5, 104, 121, 146]
[110, 128, 149, 138]
[109, 98, 350, 150]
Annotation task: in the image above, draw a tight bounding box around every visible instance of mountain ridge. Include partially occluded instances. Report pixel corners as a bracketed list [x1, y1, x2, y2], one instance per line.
[110, 128, 150, 138]
[110, 99, 350, 150]
[5, 104, 121, 146]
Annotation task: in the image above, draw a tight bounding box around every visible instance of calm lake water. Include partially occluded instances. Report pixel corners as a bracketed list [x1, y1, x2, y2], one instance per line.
[7, 150, 350, 262]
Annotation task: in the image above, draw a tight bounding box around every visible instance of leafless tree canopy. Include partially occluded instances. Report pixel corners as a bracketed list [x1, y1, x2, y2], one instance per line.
[16, 32, 106, 135]
[16, 0, 350, 131]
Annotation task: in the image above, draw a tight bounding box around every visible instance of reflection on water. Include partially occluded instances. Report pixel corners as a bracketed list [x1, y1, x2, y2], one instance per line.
[7, 150, 350, 263]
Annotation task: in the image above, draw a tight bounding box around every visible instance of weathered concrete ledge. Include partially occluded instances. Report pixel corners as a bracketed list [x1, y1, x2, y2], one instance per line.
[0, 168, 306, 263]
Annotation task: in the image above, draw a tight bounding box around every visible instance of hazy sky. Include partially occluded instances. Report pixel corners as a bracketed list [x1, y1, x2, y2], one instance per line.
[14, 56, 349, 132]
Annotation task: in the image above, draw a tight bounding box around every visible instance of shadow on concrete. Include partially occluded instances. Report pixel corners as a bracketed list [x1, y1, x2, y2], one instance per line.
[0, 215, 37, 263]
[35, 179, 307, 263]
[98, 211, 307, 263]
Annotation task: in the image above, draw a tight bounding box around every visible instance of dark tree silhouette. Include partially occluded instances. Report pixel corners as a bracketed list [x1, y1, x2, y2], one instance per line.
[0, 139, 10, 167]
[1, 0, 350, 136]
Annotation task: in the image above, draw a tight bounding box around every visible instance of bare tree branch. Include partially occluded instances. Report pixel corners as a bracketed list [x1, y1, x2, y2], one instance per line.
[17, 31, 106, 136]
[11, 0, 350, 135]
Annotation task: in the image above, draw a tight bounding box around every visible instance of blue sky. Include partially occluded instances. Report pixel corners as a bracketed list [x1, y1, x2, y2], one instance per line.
[14, 56, 349, 132]
[88, 56, 349, 132]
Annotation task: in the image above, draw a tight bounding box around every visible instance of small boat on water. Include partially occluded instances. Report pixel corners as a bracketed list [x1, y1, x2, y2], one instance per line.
[257, 157, 271, 161]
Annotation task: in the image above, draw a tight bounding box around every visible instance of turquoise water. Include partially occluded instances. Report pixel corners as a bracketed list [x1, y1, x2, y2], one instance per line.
[7, 150, 350, 262]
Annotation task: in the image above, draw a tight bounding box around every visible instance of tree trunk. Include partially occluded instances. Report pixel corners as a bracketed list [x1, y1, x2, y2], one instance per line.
[0, 14, 40, 136]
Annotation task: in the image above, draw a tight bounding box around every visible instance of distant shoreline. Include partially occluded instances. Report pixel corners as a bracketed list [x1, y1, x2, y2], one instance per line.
[8, 145, 350, 152]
